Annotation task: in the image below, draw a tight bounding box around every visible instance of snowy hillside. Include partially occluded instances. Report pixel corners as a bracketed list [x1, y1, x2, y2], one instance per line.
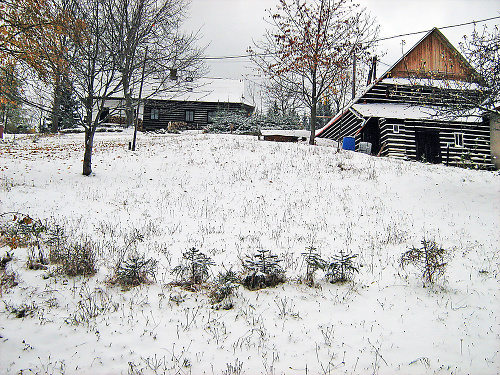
[0, 130, 498, 374]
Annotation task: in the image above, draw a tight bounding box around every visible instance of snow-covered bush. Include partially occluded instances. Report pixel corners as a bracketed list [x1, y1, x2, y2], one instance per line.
[301, 246, 327, 286]
[172, 247, 214, 288]
[209, 269, 240, 309]
[242, 249, 285, 290]
[400, 238, 451, 285]
[203, 110, 261, 136]
[260, 111, 302, 130]
[58, 241, 98, 277]
[326, 251, 359, 283]
[112, 253, 158, 288]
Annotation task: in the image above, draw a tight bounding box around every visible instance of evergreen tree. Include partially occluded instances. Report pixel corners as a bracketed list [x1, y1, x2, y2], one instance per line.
[0, 64, 27, 133]
[204, 110, 261, 135]
[58, 84, 81, 130]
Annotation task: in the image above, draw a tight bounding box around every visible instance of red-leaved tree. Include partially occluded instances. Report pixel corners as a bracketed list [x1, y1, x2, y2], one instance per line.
[250, 0, 378, 144]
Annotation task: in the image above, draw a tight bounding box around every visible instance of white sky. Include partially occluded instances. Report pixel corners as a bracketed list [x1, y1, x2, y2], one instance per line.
[183, 0, 500, 81]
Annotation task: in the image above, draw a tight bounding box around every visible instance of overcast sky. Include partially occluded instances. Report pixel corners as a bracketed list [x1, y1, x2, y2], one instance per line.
[183, 0, 500, 82]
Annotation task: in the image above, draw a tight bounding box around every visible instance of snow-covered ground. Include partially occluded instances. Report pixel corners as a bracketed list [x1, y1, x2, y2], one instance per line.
[0, 130, 498, 375]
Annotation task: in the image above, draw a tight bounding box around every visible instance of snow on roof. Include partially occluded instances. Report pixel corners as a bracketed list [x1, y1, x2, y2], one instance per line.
[143, 78, 251, 105]
[351, 102, 482, 123]
[381, 77, 485, 90]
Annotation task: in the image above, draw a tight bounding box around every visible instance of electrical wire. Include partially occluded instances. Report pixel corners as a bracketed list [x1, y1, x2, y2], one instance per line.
[199, 15, 500, 61]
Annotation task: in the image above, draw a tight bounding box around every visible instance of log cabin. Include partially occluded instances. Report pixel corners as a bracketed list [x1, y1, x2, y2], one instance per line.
[99, 78, 254, 131]
[317, 28, 494, 169]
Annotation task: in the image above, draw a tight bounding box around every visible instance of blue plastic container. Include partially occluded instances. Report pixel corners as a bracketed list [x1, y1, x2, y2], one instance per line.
[342, 137, 355, 151]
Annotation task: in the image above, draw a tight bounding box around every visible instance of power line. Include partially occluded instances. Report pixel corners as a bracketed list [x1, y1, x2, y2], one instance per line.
[200, 15, 500, 61]
[376, 15, 500, 42]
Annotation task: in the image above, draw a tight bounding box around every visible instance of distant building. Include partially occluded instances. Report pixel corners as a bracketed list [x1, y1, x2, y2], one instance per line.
[317, 28, 493, 169]
[100, 78, 254, 131]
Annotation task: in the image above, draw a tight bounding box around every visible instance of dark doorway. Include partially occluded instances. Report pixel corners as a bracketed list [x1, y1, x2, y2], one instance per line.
[415, 130, 441, 163]
[361, 118, 380, 154]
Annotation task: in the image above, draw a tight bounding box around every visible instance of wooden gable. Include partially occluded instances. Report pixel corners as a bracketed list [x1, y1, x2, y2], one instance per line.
[383, 28, 483, 84]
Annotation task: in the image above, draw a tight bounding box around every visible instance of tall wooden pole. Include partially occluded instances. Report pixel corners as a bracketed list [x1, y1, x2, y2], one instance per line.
[132, 46, 148, 152]
[352, 55, 356, 99]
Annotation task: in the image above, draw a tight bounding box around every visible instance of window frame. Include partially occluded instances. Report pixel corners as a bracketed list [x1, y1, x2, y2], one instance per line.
[151, 108, 159, 120]
[454, 132, 464, 148]
[185, 110, 194, 123]
[207, 111, 216, 124]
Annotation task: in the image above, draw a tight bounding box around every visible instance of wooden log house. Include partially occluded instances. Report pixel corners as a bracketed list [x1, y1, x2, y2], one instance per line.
[99, 78, 254, 131]
[142, 99, 254, 131]
[317, 28, 493, 168]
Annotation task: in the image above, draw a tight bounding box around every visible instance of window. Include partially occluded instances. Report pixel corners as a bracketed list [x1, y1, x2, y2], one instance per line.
[393, 124, 400, 133]
[454, 132, 464, 147]
[151, 108, 159, 120]
[207, 111, 216, 123]
[185, 110, 194, 122]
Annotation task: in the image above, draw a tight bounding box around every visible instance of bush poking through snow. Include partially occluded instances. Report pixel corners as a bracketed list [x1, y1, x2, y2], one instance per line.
[67, 285, 117, 326]
[242, 249, 286, 290]
[112, 253, 158, 288]
[326, 251, 359, 283]
[58, 241, 98, 277]
[209, 269, 240, 309]
[172, 247, 214, 288]
[4, 301, 38, 318]
[222, 359, 244, 375]
[46, 224, 68, 264]
[301, 246, 327, 286]
[400, 238, 450, 285]
[0, 253, 17, 295]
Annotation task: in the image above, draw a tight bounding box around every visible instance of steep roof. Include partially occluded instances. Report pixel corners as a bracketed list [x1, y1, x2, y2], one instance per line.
[382, 28, 483, 84]
[316, 28, 485, 137]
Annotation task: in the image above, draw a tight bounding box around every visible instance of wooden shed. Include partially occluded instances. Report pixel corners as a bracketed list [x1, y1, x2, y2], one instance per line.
[317, 28, 493, 168]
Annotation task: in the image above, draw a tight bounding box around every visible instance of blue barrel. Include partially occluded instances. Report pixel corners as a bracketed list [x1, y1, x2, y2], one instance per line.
[342, 137, 355, 151]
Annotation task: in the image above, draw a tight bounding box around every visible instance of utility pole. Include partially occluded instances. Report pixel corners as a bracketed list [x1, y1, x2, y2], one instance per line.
[132, 46, 148, 152]
[352, 54, 356, 99]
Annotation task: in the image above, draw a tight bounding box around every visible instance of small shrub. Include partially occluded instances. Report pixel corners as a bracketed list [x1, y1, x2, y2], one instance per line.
[172, 247, 214, 288]
[301, 246, 327, 286]
[326, 251, 359, 283]
[59, 241, 98, 277]
[46, 224, 68, 263]
[222, 359, 244, 375]
[67, 285, 117, 325]
[209, 269, 240, 309]
[242, 249, 285, 290]
[113, 253, 158, 288]
[0, 270, 18, 296]
[400, 238, 450, 285]
[4, 301, 38, 318]
[0, 252, 13, 270]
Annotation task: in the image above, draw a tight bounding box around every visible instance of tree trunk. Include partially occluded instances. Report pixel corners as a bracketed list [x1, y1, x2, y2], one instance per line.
[309, 69, 318, 145]
[123, 78, 134, 129]
[83, 127, 95, 176]
[51, 81, 62, 133]
[309, 102, 317, 145]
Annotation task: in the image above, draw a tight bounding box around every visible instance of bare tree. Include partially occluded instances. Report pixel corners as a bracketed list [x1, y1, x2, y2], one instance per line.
[107, 0, 206, 141]
[459, 25, 499, 117]
[264, 76, 303, 116]
[249, 0, 378, 144]
[67, 0, 122, 176]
